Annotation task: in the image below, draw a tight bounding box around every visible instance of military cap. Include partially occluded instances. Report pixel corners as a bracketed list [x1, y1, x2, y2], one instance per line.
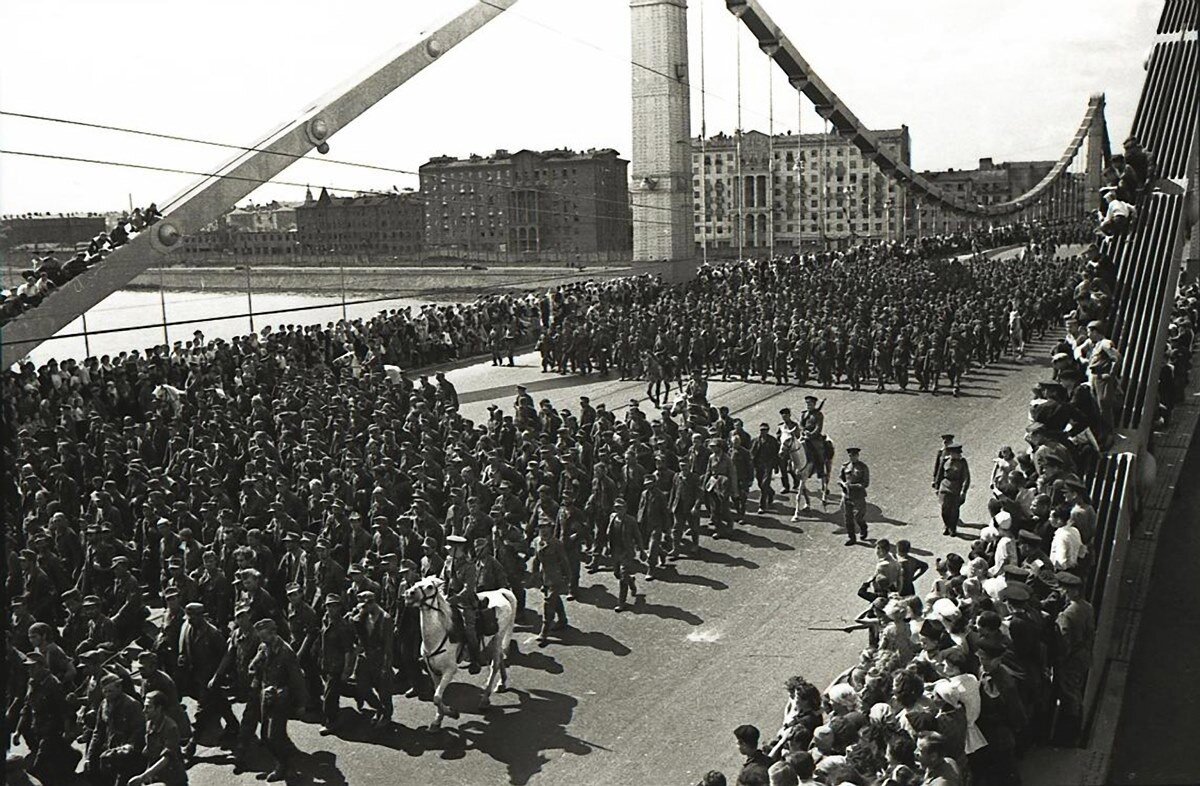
[21, 651, 46, 667]
[356, 590, 377, 602]
[234, 604, 253, 618]
[185, 602, 206, 614]
[347, 564, 364, 576]
[946, 444, 963, 452]
[1055, 571, 1084, 588]
[1086, 320, 1106, 332]
[1001, 583, 1032, 602]
[846, 447, 861, 454]
[803, 395, 817, 403]
[940, 434, 955, 441]
[18, 548, 36, 561]
[778, 407, 791, 415]
[166, 556, 183, 567]
[324, 594, 344, 606]
[282, 532, 300, 543]
[163, 587, 181, 600]
[254, 618, 277, 632]
[99, 673, 124, 688]
[446, 534, 468, 547]
[285, 582, 302, 595]
[135, 650, 159, 664]
[82, 595, 103, 608]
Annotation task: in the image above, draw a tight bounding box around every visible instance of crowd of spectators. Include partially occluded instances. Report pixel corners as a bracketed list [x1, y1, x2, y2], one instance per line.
[695, 139, 1183, 786]
[1, 205, 162, 327]
[4, 131, 1192, 786]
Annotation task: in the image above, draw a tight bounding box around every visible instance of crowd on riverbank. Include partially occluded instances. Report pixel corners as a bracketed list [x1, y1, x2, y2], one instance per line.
[2, 199, 1177, 785]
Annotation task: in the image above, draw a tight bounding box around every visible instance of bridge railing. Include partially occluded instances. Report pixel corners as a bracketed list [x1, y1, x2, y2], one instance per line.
[1078, 0, 1198, 741]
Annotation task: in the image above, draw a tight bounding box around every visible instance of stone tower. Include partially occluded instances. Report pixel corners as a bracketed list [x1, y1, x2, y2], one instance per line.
[630, 0, 693, 262]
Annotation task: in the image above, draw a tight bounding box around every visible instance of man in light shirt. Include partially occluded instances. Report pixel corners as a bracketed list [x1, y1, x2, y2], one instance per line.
[1049, 507, 1083, 571]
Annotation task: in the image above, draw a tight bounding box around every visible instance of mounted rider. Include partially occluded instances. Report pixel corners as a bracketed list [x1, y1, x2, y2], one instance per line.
[798, 395, 827, 472]
[439, 535, 482, 674]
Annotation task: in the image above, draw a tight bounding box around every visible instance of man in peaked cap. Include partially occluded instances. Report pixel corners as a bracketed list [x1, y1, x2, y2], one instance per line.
[936, 443, 971, 538]
[440, 535, 483, 673]
[838, 447, 870, 545]
[1051, 570, 1093, 745]
[932, 433, 955, 490]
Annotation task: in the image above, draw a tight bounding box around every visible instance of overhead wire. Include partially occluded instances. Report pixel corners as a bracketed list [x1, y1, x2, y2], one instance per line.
[0, 148, 682, 230]
[0, 110, 679, 219]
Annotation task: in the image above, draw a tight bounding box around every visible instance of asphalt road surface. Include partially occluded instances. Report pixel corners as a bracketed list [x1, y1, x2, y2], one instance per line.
[175, 338, 1053, 786]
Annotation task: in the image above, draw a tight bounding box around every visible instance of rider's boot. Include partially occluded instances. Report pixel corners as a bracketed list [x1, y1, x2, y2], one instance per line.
[464, 620, 482, 675]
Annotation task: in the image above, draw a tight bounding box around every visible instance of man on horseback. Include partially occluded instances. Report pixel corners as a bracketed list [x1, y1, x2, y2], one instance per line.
[799, 396, 829, 505]
[440, 535, 482, 674]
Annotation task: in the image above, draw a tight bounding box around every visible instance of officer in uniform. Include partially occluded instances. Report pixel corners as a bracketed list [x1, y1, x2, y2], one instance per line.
[776, 408, 800, 493]
[798, 396, 827, 504]
[839, 447, 870, 545]
[1052, 571, 1094, 746]
[440, 535, 482, 673]
[931, 434, 955, 490]
[937, 443, 971, 536]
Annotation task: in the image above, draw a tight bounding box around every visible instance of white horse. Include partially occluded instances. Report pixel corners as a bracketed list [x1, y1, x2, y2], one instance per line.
[780, 432, 833, 519]
[403, 576, 517, 729]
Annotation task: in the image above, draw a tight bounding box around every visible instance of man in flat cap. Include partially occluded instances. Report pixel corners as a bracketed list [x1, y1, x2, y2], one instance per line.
[351, 590, 394, 728]
[17, 650, 78, 783]
[86, 671, 146, 784]
[317, 594, 355, 731]
[179, 601, 238, 742]
[249, 617, 304, 782]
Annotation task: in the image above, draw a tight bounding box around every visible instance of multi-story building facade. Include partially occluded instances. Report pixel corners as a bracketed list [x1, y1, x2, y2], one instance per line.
[419, 148, 631, 259]
[224, 202, 298, 233]
[295, 188, 423, 257]
[1, 214, 107, 251]
[909, 157, 1084, 236]
[692, 127, 911, 254]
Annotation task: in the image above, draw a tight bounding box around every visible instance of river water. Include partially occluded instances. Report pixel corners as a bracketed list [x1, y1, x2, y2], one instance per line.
[25, 289, 448, 366]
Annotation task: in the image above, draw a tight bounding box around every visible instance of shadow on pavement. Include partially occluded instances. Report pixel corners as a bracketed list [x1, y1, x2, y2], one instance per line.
[652, 566, 729, 591]
[722, 527, 796, 551]
[740, 513, 806, 534]
[453, 687, 605, 785]
[552, 625, 632, 656]
[508, 646, 567, 674]
[688, 546, 760, 570]
[291, 749, 351, 786]
[627, 597, 703, 626]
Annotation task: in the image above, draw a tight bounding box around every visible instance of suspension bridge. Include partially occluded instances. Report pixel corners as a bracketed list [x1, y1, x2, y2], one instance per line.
[1, 1, 1197, 784]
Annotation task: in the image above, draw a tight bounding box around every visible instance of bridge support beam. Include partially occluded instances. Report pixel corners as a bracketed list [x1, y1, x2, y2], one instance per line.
[630, 0, 694, 263]
[1085, 93, 1109, 213]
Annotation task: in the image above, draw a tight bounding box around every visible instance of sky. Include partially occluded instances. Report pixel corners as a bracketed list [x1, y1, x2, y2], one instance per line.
[0, 0, 1162, 216]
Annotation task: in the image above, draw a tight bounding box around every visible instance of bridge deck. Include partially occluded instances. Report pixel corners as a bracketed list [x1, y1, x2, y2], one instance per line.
[179, 341, 1053, 786]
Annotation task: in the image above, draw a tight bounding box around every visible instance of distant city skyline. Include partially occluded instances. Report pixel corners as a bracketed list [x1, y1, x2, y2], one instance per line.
[0, 0, 1160, 215]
